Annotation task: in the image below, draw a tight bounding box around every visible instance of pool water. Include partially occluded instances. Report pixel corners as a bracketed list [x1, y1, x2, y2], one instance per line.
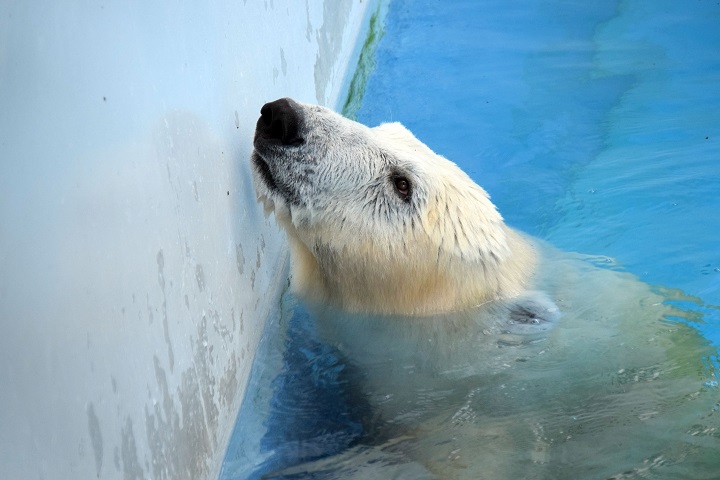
[221, 0, 720, 478]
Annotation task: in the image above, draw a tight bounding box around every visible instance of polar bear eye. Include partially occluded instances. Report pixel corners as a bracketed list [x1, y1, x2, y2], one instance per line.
[393, 176, 411, 199]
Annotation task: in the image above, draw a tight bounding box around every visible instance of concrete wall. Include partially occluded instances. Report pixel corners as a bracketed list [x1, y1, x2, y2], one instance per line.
[0, 1, 372, 479]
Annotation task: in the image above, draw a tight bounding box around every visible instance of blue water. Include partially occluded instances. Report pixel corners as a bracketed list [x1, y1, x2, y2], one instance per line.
[221, 0, 720, 477]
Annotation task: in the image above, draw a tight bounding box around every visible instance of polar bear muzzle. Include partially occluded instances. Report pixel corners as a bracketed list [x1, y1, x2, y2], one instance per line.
[250, 98, 310, 207]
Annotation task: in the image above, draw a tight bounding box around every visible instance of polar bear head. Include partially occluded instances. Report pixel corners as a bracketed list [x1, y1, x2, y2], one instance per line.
[251, 98, 535, 315]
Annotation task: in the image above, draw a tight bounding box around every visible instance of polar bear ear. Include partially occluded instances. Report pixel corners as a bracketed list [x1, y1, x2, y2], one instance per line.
[373, 122, 412, 137]
[373, 122, 438, 157]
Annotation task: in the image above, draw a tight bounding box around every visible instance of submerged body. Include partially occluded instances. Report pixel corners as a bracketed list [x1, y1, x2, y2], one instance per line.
[250, 99, 719, 478]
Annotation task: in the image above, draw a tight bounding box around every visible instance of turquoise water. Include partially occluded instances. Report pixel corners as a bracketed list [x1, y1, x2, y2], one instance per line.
[221, 0, 720, 478]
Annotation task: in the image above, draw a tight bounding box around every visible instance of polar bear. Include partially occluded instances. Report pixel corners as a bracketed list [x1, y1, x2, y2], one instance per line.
[250, 98, 719, 479]
[251, 98, 539, 316]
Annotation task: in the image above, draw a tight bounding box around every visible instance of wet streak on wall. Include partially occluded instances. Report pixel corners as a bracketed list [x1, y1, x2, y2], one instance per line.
[0, 1, 372, 479]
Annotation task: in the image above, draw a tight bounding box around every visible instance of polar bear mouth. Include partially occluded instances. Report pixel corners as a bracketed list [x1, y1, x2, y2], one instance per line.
[251, 150, 305, 207]
[251, 151, 278, 193]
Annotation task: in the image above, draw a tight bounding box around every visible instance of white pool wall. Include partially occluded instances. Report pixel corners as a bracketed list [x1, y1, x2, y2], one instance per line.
[0, 1, 375, 479]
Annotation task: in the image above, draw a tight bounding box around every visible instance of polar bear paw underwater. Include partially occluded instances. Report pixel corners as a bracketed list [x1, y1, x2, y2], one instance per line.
[250, 98, 720, 479]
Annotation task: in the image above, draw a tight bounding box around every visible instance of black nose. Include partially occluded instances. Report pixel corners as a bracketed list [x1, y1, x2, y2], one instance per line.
[257, 98, 304, 145]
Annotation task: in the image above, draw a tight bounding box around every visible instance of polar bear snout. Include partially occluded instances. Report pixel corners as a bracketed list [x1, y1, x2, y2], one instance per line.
[251, 98, 315, 209]
[255, 97, 305, 146]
